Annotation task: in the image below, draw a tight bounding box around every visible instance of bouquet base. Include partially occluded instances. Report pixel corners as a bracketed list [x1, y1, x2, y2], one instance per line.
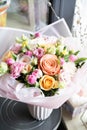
[28, 105, 53, 120]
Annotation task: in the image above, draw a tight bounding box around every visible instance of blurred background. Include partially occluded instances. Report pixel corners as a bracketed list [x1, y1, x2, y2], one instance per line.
[0, 0, 76, 31]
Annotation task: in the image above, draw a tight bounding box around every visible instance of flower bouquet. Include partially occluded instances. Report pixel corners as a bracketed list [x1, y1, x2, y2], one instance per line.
[0, 29, 87, 120]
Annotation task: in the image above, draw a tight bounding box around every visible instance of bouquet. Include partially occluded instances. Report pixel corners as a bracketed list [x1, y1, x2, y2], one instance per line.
[0, 33, 86, 95]
[0, 31, 87, 120]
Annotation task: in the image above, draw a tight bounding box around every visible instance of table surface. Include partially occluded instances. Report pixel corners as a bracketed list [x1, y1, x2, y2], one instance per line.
[0, 97, 62, 130]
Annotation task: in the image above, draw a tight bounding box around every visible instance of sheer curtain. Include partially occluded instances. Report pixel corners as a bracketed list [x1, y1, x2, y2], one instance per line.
[72, 0, 87, 48]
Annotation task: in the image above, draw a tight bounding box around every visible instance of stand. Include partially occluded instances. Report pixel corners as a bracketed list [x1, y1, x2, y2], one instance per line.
[0, 97, 62, 130]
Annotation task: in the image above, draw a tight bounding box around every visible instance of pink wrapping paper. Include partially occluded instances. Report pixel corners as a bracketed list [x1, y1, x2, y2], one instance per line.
[0, 19, 87, 109]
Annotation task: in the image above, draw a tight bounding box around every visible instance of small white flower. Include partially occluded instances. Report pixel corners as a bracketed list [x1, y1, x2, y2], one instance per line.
[60, 62, 76, 86]
[63, 62, 76, 76]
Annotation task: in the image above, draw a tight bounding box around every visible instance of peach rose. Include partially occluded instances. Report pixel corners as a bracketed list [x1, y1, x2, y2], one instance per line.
[39, 54, 60, 75]
[39, 75, 55, 91]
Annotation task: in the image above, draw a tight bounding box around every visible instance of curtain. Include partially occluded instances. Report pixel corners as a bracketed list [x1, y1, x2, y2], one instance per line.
[72, 0, 87, 48]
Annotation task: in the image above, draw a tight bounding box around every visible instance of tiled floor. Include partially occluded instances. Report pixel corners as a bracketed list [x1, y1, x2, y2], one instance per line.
[5, 12, 87, 130]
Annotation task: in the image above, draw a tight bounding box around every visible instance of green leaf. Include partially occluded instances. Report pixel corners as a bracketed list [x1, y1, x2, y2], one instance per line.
[74, 50, 80, 55]
[16, 37, 22, 43]
[21, 47, 27, 53]
[75, 58, 87, 64]
[26, 44, 30, 50]
[69, 50, 74, 55]
[12, 53, 17, 60]
[21, 34, 28, 41]
[0, 62, 8, 76]
[30, 34, 35, 39]
[64, 55, 69, 62]
[63, 46, 67, 50]
[75, 57, 87, 68]
[42, 88, 58, 96]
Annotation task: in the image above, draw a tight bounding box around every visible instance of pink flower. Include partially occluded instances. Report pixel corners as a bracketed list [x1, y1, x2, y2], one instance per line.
[69, 55, 77, 62]
[26, 74, 37, 84]
[60, 58, 65, 65]
[35, 33, 42, 38]
[33, 48, 44, 58]
[6, 58, 15, 65]
[32, 69, 43, 78]
[11, 44, 22, 54]
[10, 62, 25, 78]
[25, 51, 33, 57]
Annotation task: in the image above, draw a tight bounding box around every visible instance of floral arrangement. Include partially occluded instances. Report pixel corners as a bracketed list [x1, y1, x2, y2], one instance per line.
[0, 33, 86, 97]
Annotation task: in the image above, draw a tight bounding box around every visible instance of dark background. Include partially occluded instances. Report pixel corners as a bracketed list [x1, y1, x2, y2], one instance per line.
[48, 0, 76, 30]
